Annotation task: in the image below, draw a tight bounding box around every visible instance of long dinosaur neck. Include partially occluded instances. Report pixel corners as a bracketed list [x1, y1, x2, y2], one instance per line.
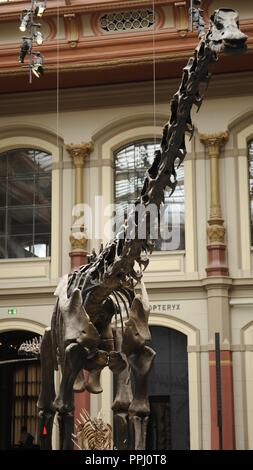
[68, 8, 247, 313]
[122, 39, 215, 255]
[75, 35, 216, 312]
[91, 37, 215, 283]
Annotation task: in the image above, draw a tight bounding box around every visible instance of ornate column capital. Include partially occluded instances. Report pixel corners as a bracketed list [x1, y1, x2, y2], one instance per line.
[65, 141, 94, 167]
[199, 131, 229, 154]
[69, 225, 88, 251]
[207, 222, 226, 245]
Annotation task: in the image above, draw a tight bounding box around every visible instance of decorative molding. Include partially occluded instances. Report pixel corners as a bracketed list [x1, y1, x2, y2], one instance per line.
[98, 8, 156, 33]
[174, 1, 188, 36]
[65, 141, 94, 167]
[64, 13, 80, 48]
[231, 344, 253, 352]
[199, 131, 229, 149]
[1, 71, 253, 116]
[52, 159, 114, 170]
[1, 46, 253, 85]
[0, 5, 252, 90]
[207, 223, 226, 245]
[187, 344, 253, 353]
[0, 124, 64, 148]
[230, 298, 253, 306]
[209, 359, 232, 365]
[69, 231, 88, 251]
[0, 318, 46, 335]
[0, 1, 177, 19]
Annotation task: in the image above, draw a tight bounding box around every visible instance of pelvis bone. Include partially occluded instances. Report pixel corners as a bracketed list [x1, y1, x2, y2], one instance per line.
[55, 274, 100, 349]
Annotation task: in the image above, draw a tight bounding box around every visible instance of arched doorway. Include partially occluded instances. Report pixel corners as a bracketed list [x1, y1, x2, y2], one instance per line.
[0, 330, 41, 450]
[112, 325, 190, 450]
[147, 326, 190, 450]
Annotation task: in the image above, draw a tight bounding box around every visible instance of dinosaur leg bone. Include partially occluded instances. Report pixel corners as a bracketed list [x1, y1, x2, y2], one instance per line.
[112, 327, 133, 450]
[121, 289, 155, 450]
[127, 346, 156, 450]
[85, 323, 115, 394]
[53, 343, 89, 414]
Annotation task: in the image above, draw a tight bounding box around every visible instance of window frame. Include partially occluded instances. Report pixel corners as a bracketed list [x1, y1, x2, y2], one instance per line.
[248, 139, 253, 247]
[113, 138, 185, 252]
[0, 127, 63, 284]
[0, 147, 52, 260]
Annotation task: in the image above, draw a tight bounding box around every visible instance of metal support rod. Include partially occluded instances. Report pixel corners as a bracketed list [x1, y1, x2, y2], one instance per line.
[190, 0, 193, 32]
[29, 49, 33, 84]
[215, 332, 223, 450]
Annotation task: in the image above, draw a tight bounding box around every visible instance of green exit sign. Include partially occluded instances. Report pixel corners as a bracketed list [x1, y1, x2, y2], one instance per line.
[8, 308, 17, 316]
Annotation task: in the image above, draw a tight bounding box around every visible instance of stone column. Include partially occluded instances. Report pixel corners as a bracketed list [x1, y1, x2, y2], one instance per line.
[66, 142, 93, 270]
[65, 142, 94, 427]
[204, 278, 235, 450]
[200, 132, 229, 276]
[200, 132, 235, 449]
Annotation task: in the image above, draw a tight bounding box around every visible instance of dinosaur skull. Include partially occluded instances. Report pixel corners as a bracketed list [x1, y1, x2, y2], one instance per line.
[209, 9, 247, 52]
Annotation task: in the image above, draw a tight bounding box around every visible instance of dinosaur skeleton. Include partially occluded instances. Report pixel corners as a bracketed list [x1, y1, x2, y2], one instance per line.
[37, 9, 247, 450]
[19, 337, 42, 356]
[72, 409, 113, 450]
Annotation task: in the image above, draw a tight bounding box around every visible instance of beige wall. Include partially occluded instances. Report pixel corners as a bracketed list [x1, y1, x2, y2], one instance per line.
[0, 0, 253, 450]
[0, 83, 253, 449]
[0, 93, 253, 282]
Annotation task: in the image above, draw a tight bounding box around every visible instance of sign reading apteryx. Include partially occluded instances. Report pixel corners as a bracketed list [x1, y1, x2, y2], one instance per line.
[150, 303, 181, 312]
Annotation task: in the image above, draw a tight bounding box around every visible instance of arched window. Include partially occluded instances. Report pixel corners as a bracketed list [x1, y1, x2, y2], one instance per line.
[248, 140, 253, 246]
[0, 148, 52, 259]
[114, 140, 185, 250]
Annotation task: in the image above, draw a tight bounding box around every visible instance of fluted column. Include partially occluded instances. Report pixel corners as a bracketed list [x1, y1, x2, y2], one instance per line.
[200, 132, 229, 276]
[66, 141, 93, 270]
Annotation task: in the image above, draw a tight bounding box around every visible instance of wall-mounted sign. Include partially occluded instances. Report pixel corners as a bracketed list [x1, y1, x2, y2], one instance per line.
[8, 308, 17, 316]
[150, 303, 181, 312]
